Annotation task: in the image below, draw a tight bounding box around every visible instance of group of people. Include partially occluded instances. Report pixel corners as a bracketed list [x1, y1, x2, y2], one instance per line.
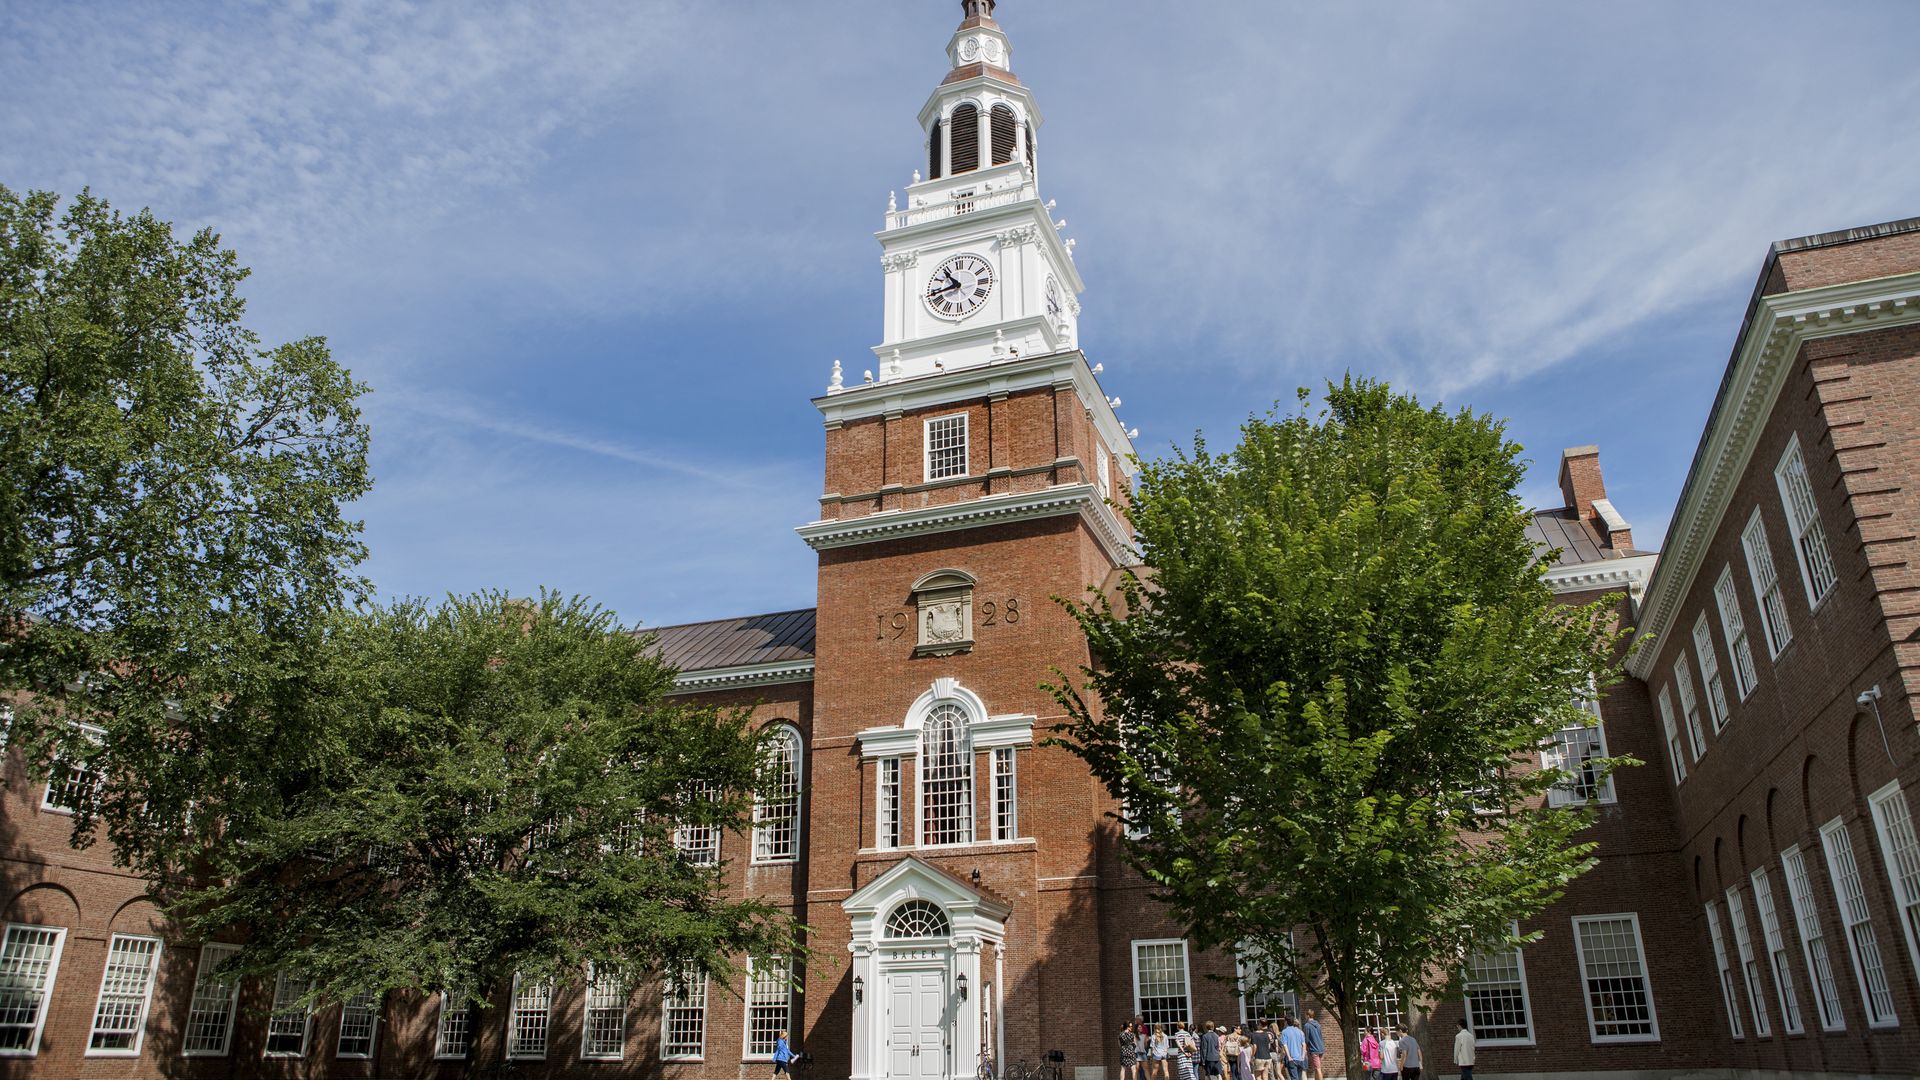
[1118, 1014, 1477, 1080]
[1116, 1010, 1325, 1080]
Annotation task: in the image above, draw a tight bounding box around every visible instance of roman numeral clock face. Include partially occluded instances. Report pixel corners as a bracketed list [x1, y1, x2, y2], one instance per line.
[923, 253, 995, 320]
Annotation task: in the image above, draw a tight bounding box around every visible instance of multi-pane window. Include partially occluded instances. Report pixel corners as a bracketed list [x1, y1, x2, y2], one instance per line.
[1742, 510, 1793, 657]
[86, 935, 162, 1055]
[1869, 782, 1920, 1001]
[1726, 888, 1770, 1037]
[40, 723, 104, 813]
[1655, 688, 1686, 785]
[336, 990, 379, 1059]
[1714, 567, 1760, 699]
[993, 747, 1018, 840]
[1705, 903, 1744, 1038]
[582, 965, 626, 1061]
[1671, 656, 1706, 761]
[925, 414, 970, 481]
[1819, 818, 1897, 1027]
[753, 726, 802, 863]
[0, 924, 67, 1055]
[1097, 443, 1112, 499]
[1543, 690, 1613, 807]
[182, 943, 242, 1056]
[887, 900, 952, 939]
[920, 701, 973, 846]
[434, 993, 474, 1059]
[878, 757, 902, 850]
[1750, 868, 1804, 1034]
[1572, 914, 1659, 1042]
[745, 958, 793, 1059]
[1692, 615, 1730, 731]
[264, 973, 314, 1057]
[1775, 436, 1839, 606]
[1463, 934, 1534, 1045]
[1132, 940, 1192, 1027]
[662, 965, 709, 1061]
[1356, 992, 1407, 1033]
[674, 781, 720, 866]
[1781, 845, 1846, 1031]
[508, 976, 553, 1059]
[1236, 937, 1297, 1026]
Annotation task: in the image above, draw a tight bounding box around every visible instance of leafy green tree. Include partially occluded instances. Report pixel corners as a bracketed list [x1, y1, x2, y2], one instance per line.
[164, 591, 799, 1017]
[0, 185, 370, 861]
[1053, 378, 1629, 1074]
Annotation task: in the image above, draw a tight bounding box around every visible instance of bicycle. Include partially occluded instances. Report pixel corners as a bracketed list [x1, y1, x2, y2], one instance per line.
[980, 1055, 999, 1080]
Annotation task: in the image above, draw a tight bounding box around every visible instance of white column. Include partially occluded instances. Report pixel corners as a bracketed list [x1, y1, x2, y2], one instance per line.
[956, 937, 984, 1080]
[851, 943, 874, 1080]
[994, 947, 1007, 1072]
[941, 111, 954, 180]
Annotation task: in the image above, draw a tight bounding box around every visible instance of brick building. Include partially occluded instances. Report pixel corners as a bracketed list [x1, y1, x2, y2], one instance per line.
[5, 3, 1920, 1079]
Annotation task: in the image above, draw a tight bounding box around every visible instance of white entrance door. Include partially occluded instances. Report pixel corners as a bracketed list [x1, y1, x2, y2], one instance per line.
[885, 969, 948, 1080]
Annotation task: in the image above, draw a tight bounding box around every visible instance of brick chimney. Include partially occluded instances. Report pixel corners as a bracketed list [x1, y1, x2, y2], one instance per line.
[1558, 445, 1632, 551]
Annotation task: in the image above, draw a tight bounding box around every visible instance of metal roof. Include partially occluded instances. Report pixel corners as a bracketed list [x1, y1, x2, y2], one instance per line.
[1526, 507, 1641, 566]
[644, 609, 817, 673]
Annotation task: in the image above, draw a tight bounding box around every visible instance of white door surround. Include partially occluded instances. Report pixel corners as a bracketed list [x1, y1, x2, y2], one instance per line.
[844, 857, 1013, 1080]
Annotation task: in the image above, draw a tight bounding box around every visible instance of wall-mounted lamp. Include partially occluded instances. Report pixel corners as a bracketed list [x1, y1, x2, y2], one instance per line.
[971, 868, 982, 884]
[853, 976, 864, 1005]
[957, 973, 970, 1001]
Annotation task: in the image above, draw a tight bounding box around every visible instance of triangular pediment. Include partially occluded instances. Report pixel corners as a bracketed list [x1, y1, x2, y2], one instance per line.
[842, 856, 1012, 924]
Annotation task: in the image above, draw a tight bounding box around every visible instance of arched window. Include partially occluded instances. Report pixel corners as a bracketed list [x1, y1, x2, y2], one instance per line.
[990, 104, 1016, 166]
[885, 900, 952, 939]
[949, 104, 981, 175]
[921, 701, 973, 845]
[752, 725, 803, 863]
[928, 118, 944, 180]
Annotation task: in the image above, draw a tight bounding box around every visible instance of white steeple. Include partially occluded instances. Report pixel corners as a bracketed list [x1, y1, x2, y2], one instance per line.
[871, 0, 1084, 382]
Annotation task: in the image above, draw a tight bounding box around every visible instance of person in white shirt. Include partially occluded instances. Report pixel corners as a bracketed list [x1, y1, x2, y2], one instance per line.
[1377, 1029, 1399, 1080]
[1452, 1020, 1475, 1080]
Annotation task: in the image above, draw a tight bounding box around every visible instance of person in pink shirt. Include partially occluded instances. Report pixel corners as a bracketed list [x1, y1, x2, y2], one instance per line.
[1359, 1027, 1383, 1080]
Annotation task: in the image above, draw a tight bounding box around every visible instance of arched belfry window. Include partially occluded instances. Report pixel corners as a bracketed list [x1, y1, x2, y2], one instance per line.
[752, 725, 803, 863]
[921, 701, 974, 845]
[990, 104, 1016, 166]
[950, 104, 981, 175]
[929, 118, 944, 180]
[885, 899, 952, 939]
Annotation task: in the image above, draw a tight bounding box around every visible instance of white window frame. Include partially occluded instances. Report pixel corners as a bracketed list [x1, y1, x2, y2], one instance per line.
[1543, 688, 1615, 807]
[1706, 902, 1744, 1038]
[1462, 925, 1535, 1047]
[1775, 434, 1839, 609]
[992, 746, 1018, 841]
[181, 943, 243, 1057]
[507, 975, 553, 1060]
[85, 933, 163, 1056]
[263, 972, 314, 1058]
[335, 989, 380, 1060]
[1236, 935, 1297, 1026]
[1781, 844, 1847, 1031]
[1819, 816, 1898, 1028]
[39, 722, 104, 814]
[752, 725, 803, 865]
[673, 781, 720, 866]
[1096, 443, 1113, 499]
[924, 413, 970, 482]
[1131, 939, 1193, 1028]
[0, 923, 68, 1057]
[1671, 655, 1707, 762]
[1692, 614, 1730, 732]
[1570, 912, 1660, 1044]
[918, 699, 974, 847]
[1656, 687, 1686, 785]
[661, 964, 709, 1062]
[1869, 781, 1920, 1008]
[581, 963, 627, 1062]
[1726, 886, 1771, 1037]
[877, 757, 902, 850]
[1714, 566, 1760, 701]
[742, 957, 793, 1061]
[1742, 509, 1794, 658]
[433, 992, 473, 1060]
[1749, 868, 1804, 1035]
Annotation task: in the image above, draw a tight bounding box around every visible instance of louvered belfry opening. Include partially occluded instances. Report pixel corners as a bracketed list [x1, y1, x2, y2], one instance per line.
[929, 118, 944, 179]
[949, 103, 981, 175]
[990, 104, 1016, 166]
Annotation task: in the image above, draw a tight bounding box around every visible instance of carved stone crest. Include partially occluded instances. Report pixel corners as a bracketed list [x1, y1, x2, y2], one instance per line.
[911, 568, 976, 657]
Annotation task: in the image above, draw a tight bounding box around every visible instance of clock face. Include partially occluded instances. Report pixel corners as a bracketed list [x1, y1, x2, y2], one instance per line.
[924, 253, 996, 320]
[1045, 275, 1063, 319]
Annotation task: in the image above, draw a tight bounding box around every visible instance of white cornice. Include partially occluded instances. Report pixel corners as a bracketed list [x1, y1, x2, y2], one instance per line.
[669, 660, 815, 695]
[1543, 552, 1658, 599]
[1627, 270, 1920, 678]
[796, 482, 1135, 569]
[813, 349, 1133, 474]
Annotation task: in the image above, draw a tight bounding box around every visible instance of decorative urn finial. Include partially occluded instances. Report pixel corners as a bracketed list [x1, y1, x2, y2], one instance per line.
[960, 0, 996, 21]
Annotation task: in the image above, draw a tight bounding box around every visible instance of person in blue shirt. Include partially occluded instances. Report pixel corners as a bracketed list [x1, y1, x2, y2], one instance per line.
[1278, 1016, 1307, 1080]
[1302, 1009, 1325, 1080]
[774, 1030, 795, 1075]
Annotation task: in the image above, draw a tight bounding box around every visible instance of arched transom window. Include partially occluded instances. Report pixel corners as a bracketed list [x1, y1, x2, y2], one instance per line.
[886, 900, 952, 939]
[921, 701, 974, 846]
[753, 725, 803, 863]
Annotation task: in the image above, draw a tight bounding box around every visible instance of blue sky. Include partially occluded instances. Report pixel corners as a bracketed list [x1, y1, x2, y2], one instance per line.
[5, 1, 1917, 629]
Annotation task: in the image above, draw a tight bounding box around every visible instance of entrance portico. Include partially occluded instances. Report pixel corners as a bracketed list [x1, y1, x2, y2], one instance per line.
[844, 857, 1012, 1080]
